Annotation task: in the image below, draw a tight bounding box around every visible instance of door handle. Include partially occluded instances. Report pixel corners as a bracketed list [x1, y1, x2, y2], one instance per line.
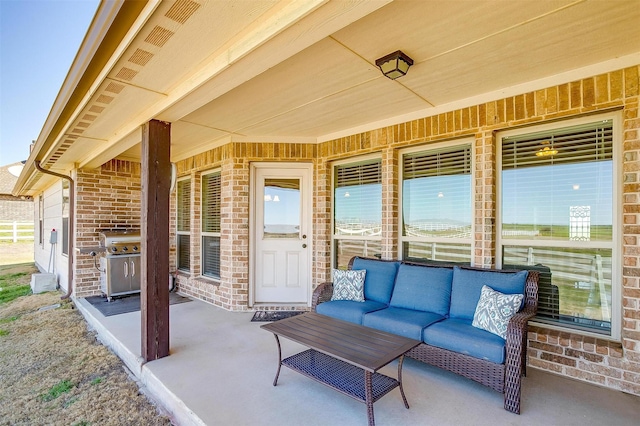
[302, 244, 307, 248]
[131, 260, 135, 277]
[124, 261, 128, 278]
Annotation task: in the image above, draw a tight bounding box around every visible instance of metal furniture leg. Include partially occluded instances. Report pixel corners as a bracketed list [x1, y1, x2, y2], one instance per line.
[398, 354, 410, 409]
[272, 334, 282, 386]
[365, 370, 375, 426]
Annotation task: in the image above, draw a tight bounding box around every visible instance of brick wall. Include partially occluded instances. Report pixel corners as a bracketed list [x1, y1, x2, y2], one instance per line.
[174, 143, 318, 311]
[74, 160, 141, 297]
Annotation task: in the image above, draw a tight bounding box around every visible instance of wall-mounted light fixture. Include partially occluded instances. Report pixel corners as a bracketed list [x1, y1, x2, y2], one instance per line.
[375, 50, 414, 80]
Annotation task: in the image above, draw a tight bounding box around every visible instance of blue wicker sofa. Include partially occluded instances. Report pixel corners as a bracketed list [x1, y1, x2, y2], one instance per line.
[312, 256, 539, 414]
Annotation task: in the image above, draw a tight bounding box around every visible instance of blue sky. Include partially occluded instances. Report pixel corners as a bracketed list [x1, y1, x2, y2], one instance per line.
[0, 0, 98, 166]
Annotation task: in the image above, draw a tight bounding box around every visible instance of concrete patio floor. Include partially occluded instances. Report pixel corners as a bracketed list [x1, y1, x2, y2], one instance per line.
[75, 295, 640, 426]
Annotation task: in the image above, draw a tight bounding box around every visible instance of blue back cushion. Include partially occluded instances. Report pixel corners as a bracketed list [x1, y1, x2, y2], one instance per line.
[352, 257, 400, 304]
[389, 264, 453, 316]
[449, 266, 528, 320]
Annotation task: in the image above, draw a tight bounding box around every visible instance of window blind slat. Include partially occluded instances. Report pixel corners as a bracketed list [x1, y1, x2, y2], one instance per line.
[202, 172, 221, 233]
[404, 146, 471, 179]
[202, 171, 221, 278]
[336, 160, 381, 187]
[503, 121, 613, 169]
[177, 234, 190, 271]
[177, 179, 191, 232]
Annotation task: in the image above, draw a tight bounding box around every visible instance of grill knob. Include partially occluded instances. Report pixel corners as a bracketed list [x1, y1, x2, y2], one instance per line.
[111, 247, 117, 253]
[133, 246, 139, 251]
[122, 246, 128, 252]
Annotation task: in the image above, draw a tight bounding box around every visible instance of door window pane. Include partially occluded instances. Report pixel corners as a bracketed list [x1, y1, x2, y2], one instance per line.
[264, 178, 300, 239]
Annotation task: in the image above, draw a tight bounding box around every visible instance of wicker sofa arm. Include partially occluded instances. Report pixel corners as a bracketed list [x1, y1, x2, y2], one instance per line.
[505, 305, 537, 363]
[311, 282, 333, 311]
[502, 269, 539, 414]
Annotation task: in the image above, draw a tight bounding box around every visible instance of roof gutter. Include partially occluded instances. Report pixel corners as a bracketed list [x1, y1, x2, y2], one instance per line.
[34, 161, 74, 300]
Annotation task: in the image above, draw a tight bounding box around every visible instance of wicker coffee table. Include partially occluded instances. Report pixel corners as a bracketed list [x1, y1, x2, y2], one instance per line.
[261, 312, 420, 426]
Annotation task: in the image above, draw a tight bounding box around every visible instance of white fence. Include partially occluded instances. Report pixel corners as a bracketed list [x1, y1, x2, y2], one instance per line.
[0, 221, 34, 242]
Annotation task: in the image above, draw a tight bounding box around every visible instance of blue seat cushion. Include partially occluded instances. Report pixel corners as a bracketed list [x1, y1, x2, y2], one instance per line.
[449, 266, 528, 320]
[422, 318, 507, 364]
[316, 300, 387, 325]
[363, 307, 445, 340]
[352, 257, 400, 305]
[389, 264, 453, 316]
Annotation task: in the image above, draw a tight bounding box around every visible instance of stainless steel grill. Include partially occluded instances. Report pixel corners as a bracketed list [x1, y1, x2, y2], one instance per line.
[100, 230, 141, 255]
[99, 229, 141, 301]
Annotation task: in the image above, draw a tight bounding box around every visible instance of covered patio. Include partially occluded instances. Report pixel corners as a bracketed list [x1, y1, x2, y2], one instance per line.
[11, 0, 640, 417]
[75, 296, 639, 425]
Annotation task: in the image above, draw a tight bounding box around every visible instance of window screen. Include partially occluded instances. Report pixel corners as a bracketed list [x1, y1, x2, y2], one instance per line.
[402, 144, 472, 264]
[501, 119, 614, 335]
[177, 179, 191, 271]
[333, 159, 382, 269]
[62, 180, 69, 255]
[202, 172, 221, 279]
[39, 195, 44, 245]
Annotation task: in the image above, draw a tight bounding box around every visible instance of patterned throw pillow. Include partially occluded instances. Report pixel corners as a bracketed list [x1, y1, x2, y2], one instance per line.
[472, 285, 524, 339]
[331, 269, 366, 302]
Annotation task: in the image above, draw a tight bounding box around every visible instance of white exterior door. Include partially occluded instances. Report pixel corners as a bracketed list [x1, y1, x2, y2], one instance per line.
[251, 163, 312, 305]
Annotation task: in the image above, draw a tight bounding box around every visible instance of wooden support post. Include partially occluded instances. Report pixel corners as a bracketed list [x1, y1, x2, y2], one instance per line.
[141, 119, 171, 361]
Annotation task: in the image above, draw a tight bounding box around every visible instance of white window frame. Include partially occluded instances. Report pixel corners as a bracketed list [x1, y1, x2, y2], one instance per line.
[201, 169, 221, 280]
[497, 112, 622, 340]
[331, 154, 382, 269]
[399, 138, 475, 264]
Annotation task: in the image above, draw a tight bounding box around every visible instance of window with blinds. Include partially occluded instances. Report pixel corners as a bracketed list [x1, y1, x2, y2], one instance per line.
[500, 118, 616, 336]
[333, 159, 382, 269]
[401, 143, 472, 264]
[202, 171, 221, 279]
[176, 178, 191, 271]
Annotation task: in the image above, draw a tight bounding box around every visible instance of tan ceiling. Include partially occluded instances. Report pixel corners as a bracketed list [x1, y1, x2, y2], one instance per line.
[28, 0, 640, 176]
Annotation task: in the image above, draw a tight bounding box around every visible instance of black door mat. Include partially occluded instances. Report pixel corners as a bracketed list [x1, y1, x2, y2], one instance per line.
[251, 311, 306, 322]
[85, 293, 192, 317]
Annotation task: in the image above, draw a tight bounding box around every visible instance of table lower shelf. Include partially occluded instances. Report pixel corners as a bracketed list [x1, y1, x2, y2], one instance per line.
[282, 349, 399, 404]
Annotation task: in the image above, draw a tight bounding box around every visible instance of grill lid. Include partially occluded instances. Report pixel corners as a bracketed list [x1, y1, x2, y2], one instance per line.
[99, 229, 141, 255]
